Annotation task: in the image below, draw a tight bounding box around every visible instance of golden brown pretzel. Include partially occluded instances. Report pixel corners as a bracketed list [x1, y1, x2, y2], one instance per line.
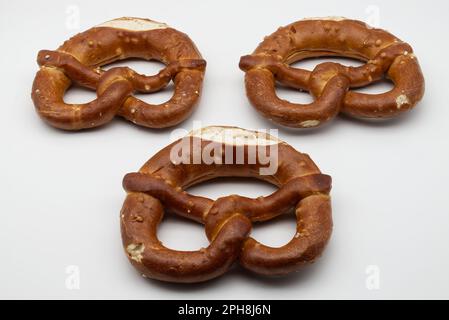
[32, 17, 206, 130]
[239, 17, 425, 128]
[120, 126, 332, 283]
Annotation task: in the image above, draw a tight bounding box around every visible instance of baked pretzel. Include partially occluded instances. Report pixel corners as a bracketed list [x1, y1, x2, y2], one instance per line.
[32, 17, 206, 130]
[239, 17, 425, 128]
[121, 126, 332, 283]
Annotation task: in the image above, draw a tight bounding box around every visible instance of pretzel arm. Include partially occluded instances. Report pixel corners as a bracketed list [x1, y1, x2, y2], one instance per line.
[274, 64, 311, 90]
[123, 172, 213, 223]
[240, 54, 310, 90]
[212, 174, 331, 223]
[243, 174, 331, 221]
[132, 59, 206, 93]
[37, 50, 100, 89]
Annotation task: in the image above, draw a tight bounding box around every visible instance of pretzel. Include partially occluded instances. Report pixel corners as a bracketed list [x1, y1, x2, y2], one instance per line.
[120, 126, 332, 283]
[239, 17, 425, 128]
[31, 17, 206, 130]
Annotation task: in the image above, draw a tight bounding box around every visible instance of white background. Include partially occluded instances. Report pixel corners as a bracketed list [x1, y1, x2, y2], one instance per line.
[1, 0, 448, 299]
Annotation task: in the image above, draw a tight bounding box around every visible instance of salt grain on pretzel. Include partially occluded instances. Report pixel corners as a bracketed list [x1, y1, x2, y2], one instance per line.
[32, 17, 206, 130]
[239, 17, 425, 128]
[120, 126, 332, 283]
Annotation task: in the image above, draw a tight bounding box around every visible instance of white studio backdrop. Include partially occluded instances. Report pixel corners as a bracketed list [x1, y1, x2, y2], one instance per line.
[1, 0, 448, 299]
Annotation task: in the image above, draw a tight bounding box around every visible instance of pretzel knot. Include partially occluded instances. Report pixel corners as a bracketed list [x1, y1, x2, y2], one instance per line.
[31, 17, 206, 130]
[120, 126, 332, 283]
[239, 17, 425, 128]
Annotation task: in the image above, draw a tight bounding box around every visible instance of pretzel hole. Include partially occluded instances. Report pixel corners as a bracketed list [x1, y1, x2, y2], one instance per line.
[63, 84, 97, 104]
[133, 83, 175, 104]
[276, 85, 314, 104]
[251, 211, 297, 247]
[103, 58, 174, 104]
[157, 214, 209, 251]
[352, 78, 394, 94]
[289, 56, 364, 71]
[186, 177, 277, 199]
[103, 57, 165, 75]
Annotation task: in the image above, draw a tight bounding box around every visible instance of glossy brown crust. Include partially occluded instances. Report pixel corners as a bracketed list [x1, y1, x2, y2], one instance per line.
[31, 17, 206, 130]
[239, 18, 425, 128]
[120, 127, 332, 283]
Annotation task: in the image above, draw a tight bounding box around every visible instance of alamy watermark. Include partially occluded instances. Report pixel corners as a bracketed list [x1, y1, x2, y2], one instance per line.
[169, 122, 279, 175]
[65, 5, 80, 30]
[365, 264, 380, 290]
[65, 265, 80, 290]
[365, 4, 381, 27]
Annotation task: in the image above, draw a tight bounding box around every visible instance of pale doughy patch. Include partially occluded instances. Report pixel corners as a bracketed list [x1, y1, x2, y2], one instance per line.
[126, 243, 145, 262]
[396, 94, 410, 109]
[97, 17, 168, 31]
[189, 126, 280, 146]
[300, 120, 321, 128]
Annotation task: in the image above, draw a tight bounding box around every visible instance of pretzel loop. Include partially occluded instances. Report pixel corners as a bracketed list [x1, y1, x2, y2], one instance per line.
[239, 18, 425, 128]
[120, 126, 333, 283]
[32, 17, 206, 130]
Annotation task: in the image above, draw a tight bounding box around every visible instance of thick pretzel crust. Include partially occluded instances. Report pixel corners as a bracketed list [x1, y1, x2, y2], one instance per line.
[32, 17, 206, 130]
[239, 17, 425, 128]
[120, 126, 332, 283]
